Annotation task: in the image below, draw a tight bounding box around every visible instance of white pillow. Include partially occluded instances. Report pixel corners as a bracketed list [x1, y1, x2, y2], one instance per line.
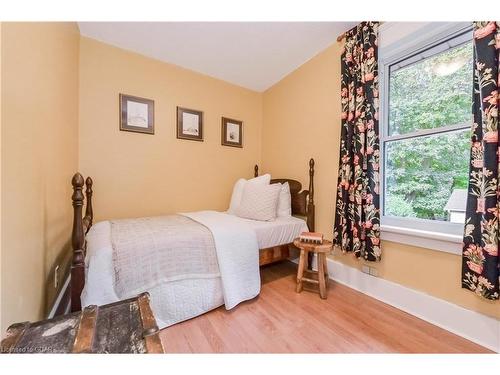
[276, 182, 292, 217]
[235, 183, 282, 221]
[228, 174, 271, 214]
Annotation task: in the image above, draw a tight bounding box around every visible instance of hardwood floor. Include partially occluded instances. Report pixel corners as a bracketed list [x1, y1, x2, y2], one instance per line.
[160, 261, 492, 353]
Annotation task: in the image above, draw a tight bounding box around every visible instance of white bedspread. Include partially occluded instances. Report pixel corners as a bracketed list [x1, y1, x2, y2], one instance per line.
[181, 211, 261, 309]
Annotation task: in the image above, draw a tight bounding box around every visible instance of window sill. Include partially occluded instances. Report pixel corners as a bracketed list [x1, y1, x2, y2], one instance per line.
[380, 225, 463, 255]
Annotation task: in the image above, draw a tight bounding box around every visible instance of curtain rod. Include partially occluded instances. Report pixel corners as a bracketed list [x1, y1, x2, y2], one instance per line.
[336, 22, 384, 43]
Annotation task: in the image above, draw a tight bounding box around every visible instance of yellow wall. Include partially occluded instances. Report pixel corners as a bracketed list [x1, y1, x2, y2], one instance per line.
[1, 23, 497, 334]
[0, 22, 3, 331]
[78, 37, 262, 221]
[262, 42, 499, 320]
[0, 23, 80, 332]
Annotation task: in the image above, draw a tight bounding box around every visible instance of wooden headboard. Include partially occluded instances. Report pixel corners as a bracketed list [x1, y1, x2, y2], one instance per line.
[254, 158, 315, 232]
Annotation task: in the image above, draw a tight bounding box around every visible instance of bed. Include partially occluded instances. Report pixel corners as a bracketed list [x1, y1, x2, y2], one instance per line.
[69, 159, 315, 328]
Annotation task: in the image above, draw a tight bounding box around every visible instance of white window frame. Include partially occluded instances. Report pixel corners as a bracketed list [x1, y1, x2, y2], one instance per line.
[379, 22, 472, 254]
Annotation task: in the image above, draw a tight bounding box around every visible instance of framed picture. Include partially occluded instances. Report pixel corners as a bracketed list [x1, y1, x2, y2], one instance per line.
[119, 94, 154, 134]
[221, 117, 243, 148]
[177, 107, 203, 141]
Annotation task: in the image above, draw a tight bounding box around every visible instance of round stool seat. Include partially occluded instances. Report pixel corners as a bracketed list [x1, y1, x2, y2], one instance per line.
[293, 239, 333, 253]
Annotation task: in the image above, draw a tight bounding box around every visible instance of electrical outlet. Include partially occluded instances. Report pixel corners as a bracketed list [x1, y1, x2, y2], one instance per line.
[362, 265, 379, 277]
[369, 267, 379, 277]
[54, 265, 60, 289]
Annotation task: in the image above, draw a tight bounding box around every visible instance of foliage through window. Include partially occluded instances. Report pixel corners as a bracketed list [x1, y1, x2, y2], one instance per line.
[384, 34, 472, 223]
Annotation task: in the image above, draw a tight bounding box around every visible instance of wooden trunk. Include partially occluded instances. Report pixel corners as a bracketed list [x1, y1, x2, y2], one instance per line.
[1, 293, 164, 354]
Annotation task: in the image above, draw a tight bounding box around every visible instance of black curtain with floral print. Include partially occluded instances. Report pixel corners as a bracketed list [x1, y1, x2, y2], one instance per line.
[462, 22, 500, 301]
[333, 22, 381, 262]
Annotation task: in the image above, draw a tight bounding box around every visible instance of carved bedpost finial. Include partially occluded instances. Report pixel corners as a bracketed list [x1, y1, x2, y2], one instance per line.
[85, 176, 93, 190]
[254, 164, 259, 178]
[72, 173, 85, 210]
[85, 177, 94, 228]
[308, 158, 315, 204]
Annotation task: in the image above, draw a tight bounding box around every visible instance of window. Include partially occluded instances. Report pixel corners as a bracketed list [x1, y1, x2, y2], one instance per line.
[381, 28, 473, 236]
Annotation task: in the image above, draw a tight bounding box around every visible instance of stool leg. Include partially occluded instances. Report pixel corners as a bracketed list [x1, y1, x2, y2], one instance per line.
[318, 253, 327, 299]
[323, 253, 329, 281]
[296, 249, 306, 293]
[307, 251, 314, 271]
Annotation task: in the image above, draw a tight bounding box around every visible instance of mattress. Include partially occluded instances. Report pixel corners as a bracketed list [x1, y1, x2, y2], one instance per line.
[234, 214, 309, 249]
[81, 213, 307, 328]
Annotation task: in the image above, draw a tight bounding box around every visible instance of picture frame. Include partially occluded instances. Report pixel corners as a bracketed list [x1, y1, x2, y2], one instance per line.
[119, 94, 155, 135]
[221, 117, 243, 148]
[177, 107, 204, 141]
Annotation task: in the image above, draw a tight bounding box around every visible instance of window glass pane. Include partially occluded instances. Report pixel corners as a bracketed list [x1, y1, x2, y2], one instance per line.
[388, 41, 473, 136]
[384, 129, 470, 221]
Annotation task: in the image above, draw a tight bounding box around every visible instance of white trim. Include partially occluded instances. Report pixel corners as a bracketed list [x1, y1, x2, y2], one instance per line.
[381, 225, 463, 255]
[292, 256, 499, 352]
[47, 274, 70, 319]
[379, 22, 472, 63]
[384, 122, 470, 142]
[382, 215, 464, 236]
[378, 22, 473, 251]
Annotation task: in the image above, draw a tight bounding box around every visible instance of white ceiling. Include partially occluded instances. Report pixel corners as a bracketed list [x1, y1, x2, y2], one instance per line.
[78, 22, 357, 92]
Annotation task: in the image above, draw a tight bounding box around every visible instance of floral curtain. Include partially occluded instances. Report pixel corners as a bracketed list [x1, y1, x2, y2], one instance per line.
[333, 22, 381, 262]
[462, 22, 500, 301]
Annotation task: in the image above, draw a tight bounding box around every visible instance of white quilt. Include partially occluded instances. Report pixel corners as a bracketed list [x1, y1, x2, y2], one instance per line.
[181, 211, 261, 309]
[82, 211, 261, 327]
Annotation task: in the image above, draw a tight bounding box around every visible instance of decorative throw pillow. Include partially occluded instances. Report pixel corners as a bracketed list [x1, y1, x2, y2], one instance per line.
[235, 183, 282, 221]
[276, 182, 292, 217]
[228, 174, 271, 214]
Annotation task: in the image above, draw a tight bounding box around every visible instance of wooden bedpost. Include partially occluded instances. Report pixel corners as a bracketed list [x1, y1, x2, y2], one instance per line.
[307, 158, 315, 270]
[71, 173, 85, 312]
[84, 177, 93, 232]
[254, 164, 259, 178]
[307, 158, 315, 232]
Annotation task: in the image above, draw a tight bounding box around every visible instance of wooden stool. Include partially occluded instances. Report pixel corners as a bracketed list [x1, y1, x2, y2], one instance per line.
[293, 238, 333, 299]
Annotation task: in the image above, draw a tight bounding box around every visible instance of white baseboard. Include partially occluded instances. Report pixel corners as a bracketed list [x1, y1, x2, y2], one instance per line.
[291, 256, 500, 353]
